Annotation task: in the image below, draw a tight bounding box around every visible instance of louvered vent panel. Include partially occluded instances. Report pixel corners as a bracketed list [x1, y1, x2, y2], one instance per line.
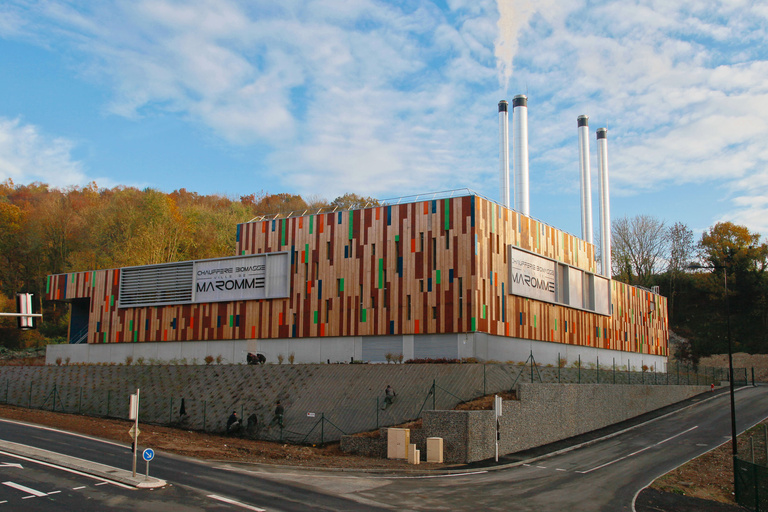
[119, 262, 194, 307]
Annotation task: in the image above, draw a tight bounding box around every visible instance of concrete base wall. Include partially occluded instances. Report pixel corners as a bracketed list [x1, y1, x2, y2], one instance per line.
[46, 333, 667, 371]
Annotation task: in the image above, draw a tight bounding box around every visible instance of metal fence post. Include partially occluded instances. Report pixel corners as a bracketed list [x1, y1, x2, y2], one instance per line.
[613, 358, 616, 384]
[376, 397, 379, 429]
[52, 384, 56, 412]
[432, 379, 436, 410]
[321, 413, 325, 445]
[558, 353, 561, 383]
[483, 364, 486, 396]
[530, 351, 534, 383]
[764, 424, 767, 465]
[578, 355, 581, 384]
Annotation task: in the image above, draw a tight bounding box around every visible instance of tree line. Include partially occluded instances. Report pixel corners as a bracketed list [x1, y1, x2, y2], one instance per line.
[1, 179, 765, 360]
[611, 214, 767, 361]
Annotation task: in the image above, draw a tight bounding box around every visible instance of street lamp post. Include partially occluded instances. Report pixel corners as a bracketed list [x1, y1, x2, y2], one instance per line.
[686, 263, 738, 470]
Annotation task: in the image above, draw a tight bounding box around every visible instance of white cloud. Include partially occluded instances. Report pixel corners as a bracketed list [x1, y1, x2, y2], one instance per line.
[4, 0, 768, 236]
[0, 117, 88, 187]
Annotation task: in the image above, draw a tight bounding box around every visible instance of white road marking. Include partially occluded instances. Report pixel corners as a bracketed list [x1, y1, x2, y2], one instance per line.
[0, 418, 126, 449]
[536, 466, 547, 469]
[207, 494, 267, 511]
[578, 426, 699, 474]
[95, 482, 109, 486]
[556, 468, 567, 472]
[3, 481, 48, 497]
[0, 451, 132, 489]
[47, 491, 61, 495]
[72, 486, 87, 490]
[385, 471, 488, 480]
[0, 463, 23, 469]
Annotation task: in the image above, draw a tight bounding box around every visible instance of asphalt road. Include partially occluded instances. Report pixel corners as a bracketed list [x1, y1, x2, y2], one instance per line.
[1, 385, 767, 511]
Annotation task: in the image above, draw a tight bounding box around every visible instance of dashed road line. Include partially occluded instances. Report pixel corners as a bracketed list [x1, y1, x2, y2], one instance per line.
[207, 494, 267, 511]
[72, 486, 86, 490]
[577, 426, 698, 474]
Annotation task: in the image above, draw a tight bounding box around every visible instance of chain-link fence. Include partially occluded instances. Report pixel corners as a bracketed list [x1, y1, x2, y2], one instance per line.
[735, 423, 768, 511]
[736, 458, 768, 511]
[0, 361, 745, 445]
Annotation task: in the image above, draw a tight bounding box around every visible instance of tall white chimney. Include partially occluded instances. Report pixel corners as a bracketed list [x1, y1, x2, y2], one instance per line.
[597, 127, 611, 277]
[512, 95, 529, 216]
[577, 115, 593, 244]
[499, 100, 510, 209]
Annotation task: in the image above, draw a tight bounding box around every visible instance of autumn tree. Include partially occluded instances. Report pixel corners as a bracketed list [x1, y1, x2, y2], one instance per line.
[611, 215, 667, 287]
[696, 222, 768, 353]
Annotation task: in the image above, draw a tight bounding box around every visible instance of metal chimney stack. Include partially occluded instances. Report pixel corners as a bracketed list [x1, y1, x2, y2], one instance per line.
[597, 127, 611, 277]
[577, 115, 593, 244]
[512, 95, 530, 216]
[499, 100, 510, 209]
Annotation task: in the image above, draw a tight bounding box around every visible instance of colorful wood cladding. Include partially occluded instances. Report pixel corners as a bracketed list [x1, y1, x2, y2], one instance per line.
[473, 198, 667, 356]
[46, 195, 667, 356]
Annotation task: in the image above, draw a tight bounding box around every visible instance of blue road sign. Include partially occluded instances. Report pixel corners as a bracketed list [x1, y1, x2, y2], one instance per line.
[142, 448, 155, 462]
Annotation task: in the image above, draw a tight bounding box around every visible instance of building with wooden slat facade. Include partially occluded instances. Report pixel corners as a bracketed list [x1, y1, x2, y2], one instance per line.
[45, 193, 668, 370]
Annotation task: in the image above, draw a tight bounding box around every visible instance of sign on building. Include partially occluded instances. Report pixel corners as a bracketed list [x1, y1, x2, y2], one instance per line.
[119, 252, 290, 308]
[508, 246, 610, 316]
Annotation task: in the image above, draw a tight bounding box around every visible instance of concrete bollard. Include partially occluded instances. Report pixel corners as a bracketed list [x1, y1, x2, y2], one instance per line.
[408, 443, 420, 465]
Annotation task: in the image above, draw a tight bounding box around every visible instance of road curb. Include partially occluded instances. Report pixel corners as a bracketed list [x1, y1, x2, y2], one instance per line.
[0, 440, 166, 489]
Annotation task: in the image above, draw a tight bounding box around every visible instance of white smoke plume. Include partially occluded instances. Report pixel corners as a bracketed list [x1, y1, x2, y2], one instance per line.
[494, 0, 536, 92]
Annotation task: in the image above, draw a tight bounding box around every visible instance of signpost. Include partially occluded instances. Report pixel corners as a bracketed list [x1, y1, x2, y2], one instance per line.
[494, 394, 502, 462]
[129, 389, 140, 477]
[142, 448, 154, 480]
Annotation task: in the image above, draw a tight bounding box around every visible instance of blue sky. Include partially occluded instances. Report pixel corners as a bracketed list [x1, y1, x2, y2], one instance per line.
[1, 0, 767, 241]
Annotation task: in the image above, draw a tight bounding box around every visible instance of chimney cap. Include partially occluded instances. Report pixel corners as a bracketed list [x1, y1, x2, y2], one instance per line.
[596, 127, 608, 139]
[512, 95, 527, 107]
[578, 115, 589, 127]
[498, 100, 508, 112]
